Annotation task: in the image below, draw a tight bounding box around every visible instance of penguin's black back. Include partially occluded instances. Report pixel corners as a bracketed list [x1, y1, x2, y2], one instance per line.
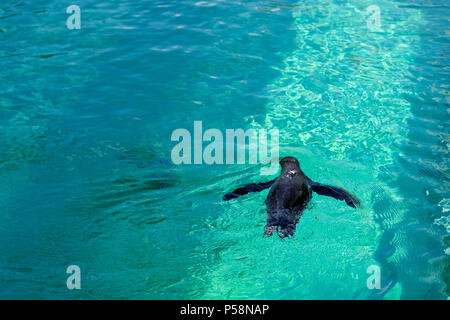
[265, 172, 310, 211]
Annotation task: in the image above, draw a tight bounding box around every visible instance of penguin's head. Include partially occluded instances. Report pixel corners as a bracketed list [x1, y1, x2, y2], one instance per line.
[280, 156, 300, 168]
[279, 156, 301, 175]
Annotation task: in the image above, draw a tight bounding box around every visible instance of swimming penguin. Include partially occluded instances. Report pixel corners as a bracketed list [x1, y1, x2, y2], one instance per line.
[223, 156, 360, 238]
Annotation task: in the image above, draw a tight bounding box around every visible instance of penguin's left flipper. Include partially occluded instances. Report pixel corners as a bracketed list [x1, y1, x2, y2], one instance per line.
[308, 180, 360, 208]
[223, 179, 276, 201]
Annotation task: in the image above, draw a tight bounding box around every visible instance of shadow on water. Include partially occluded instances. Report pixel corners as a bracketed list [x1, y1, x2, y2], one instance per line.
[371, 0, 450, 299]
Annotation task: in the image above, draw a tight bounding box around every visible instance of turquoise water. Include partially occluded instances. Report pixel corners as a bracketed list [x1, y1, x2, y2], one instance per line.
[0, 0, 448, 299]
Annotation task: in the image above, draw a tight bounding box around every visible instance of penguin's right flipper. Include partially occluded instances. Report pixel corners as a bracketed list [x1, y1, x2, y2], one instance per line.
[223, 179, 276, 201]
[308, 180, 360, 208]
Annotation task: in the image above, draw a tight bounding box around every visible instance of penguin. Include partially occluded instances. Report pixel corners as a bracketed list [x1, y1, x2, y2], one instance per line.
[223, 156, 360, 238]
